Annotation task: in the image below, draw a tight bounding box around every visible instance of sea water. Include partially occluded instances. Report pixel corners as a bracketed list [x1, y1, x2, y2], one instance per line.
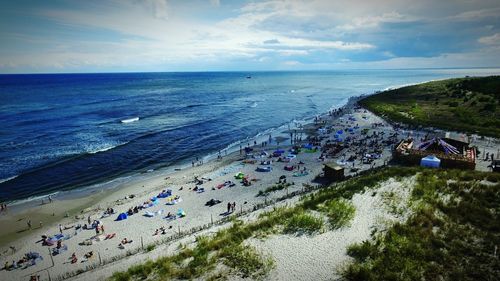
[1, 69, 499, 202]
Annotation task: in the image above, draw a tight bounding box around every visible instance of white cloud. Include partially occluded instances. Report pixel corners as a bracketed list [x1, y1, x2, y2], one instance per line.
[142, 0, 170, 20]
[450, 7, 500, 21]
[266, 37, 374, 50]
[2, 0, 499, 72]
[277, 50, 309, 56]
[478, 33, 500, 45]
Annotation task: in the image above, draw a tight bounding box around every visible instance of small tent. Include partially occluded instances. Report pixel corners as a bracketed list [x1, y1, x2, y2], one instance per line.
[116, 213, 128, 221]
[420, 155, 441, 168]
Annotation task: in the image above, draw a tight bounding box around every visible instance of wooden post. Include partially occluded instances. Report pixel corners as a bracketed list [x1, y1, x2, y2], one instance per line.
[210, 214, 213, 225]
[48, 247, 54, 267]
[178, 225, 181, 236]
[141, 236, 144, 250]
[98, 251, 102, 265]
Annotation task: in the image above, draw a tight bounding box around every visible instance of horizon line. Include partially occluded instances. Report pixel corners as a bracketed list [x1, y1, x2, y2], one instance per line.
[1, 66, 500, 76]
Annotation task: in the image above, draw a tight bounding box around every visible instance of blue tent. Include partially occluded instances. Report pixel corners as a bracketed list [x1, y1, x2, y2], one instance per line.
[116, 213, 128, 221]
[302, 144, 313, 149]
[420, 155, 441, 168]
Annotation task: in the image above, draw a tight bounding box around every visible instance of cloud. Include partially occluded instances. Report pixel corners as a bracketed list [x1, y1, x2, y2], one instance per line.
[263, 39, 280, 44]
[1, 0, 500, 72]
[142, 0, 169, 20]
[450, 7, 500, 21]
[478, 33, 500, 45]
[269, 37, 374, 50]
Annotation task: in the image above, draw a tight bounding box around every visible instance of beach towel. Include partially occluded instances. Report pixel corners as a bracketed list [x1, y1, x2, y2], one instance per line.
[293, 171, 309, 177]
[256, 166, 272, 172]
[144, 211, 155, 217]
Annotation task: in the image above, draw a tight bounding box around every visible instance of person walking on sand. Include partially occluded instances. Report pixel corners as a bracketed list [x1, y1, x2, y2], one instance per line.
[227, 202, 231, 213]
[59, 224, 63, 234]
[27, 219, 32, 229]
[232, 202, 236, 213]
[88, 215, 91, 225]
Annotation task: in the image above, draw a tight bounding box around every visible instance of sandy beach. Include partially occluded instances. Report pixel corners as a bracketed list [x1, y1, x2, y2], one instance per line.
[1, 97, 498, 281]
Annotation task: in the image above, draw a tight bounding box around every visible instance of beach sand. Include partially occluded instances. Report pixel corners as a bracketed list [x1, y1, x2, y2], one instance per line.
[0, 97, 497, 281]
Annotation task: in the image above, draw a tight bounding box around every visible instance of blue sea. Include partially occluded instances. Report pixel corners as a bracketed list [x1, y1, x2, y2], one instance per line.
[1, 69, 499, 203]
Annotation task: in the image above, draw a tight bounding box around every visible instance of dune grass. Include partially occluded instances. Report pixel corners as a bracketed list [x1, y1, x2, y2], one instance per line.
[318, 199, 355, 229]
[283, 210, 324, 234]
[109, 167, 427, 280]
[344, 169, 500, 281]
[257, 182, 293, 197]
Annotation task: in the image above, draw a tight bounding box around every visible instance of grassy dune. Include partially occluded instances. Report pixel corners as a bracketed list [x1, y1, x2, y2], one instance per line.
[344, 169, 500, 280]
[109, 167, 499, 280]
[359, 76, 500, 138]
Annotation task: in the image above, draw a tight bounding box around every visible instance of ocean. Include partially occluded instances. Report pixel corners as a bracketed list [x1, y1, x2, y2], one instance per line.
[1, 69, 499, 203]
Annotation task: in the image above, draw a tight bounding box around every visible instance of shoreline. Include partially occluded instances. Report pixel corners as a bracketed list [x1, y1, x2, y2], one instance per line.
[1, 72, 486, 207]
[0, 95, 363, 248]
[0, 81, 497, 280]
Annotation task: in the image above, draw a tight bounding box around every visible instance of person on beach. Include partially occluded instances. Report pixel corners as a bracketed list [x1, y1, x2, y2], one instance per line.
[27, 219, 32, 229]
[227, 202, 231, 213]
[59, 224, 63, 234]
[87, 215, 91, 225]
[232, 202, 236, 212]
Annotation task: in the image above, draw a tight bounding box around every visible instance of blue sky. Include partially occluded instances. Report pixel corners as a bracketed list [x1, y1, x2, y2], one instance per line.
[0, 0, 499, 73]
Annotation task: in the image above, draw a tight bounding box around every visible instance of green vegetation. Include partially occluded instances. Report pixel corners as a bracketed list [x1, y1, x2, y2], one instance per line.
[344, 169, 500, 281]
[109, 167, 500, 280]
[257, 182, 293, 197]
[359, 76, 500, 137]
[284, 210, 324, 234]
[109, 166, 409, 281]
[318, 199, 356, 229]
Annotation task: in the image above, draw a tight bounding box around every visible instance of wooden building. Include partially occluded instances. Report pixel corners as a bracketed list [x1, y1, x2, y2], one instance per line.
[323, 163, 345, 182]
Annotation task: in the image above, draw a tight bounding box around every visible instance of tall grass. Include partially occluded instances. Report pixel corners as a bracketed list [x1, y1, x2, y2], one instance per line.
[343, 168, 500, 281]
[318, 199, 355, 229]
[283, 210, 324, 234]
[110, 167, 430, 280]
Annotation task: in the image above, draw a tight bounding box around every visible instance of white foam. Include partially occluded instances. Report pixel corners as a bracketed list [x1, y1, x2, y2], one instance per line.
[0, 175, 18, 184]
[121, 117, 140, 123]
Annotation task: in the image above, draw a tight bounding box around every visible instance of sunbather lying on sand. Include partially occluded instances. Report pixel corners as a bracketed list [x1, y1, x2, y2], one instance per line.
[118, 238, 133, 249]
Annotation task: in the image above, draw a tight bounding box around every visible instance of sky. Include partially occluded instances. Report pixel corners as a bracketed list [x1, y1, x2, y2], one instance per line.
[0, 0, 499, 73]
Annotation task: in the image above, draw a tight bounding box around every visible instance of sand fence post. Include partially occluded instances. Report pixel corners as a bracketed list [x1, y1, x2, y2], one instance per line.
[48, 247, 54, 267]
[46, 269, 52, 281]
[211, 214, 213, 225]
[98, 251, 102, 265]
[141, 236, 144, 250]
[178, 225, 181, 236]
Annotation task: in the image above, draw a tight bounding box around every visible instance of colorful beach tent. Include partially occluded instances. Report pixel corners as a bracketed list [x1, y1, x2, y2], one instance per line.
[420, 155, 441, 168]
[116, 213, 128, 221]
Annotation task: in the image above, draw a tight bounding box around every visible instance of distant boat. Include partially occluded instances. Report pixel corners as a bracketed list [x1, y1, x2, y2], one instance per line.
[121, 117, 139, 123]
[246, 76, 252, 79]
